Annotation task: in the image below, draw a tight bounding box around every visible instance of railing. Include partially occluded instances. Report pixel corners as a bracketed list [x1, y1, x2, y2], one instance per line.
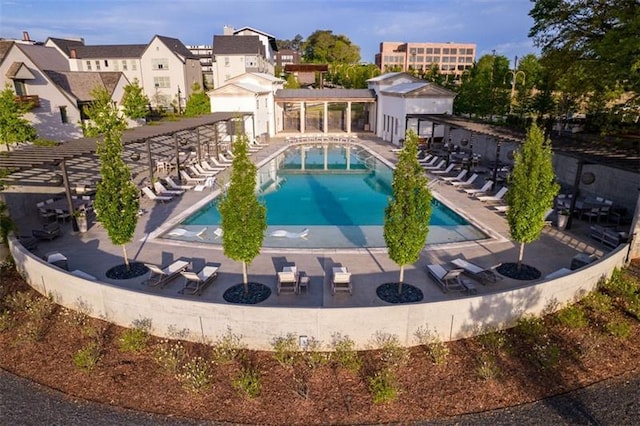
[14, 95, 40, 109]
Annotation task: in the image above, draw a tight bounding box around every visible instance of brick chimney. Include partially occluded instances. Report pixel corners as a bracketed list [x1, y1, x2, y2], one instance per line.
[22, 31, 31, 41]
[70, 49, 77, 59]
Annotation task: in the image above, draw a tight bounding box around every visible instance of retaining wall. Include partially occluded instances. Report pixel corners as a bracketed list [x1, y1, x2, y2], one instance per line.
[9, 236, 629, 350]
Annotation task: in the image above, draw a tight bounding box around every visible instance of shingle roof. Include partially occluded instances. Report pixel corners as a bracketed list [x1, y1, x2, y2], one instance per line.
[44, 71, 123, 101]
[16, 43, 70, 71]
[155, 35, 197, 60]
[212, 35, 265, 56]
[74, 44, 147, 59]
[275, 88, 375, 101]
[0, 40, 13, 64]
[46, 37, 85, 55]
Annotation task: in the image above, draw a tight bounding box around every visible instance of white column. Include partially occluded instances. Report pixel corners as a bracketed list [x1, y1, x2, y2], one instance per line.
[300, 146, 305, 171]
[346, 146, 351, 170]
[300, 101, 305, 134]
[323, 145, 328, 170]
[323, 102, 328, 133]
[346, 101, 352, 134]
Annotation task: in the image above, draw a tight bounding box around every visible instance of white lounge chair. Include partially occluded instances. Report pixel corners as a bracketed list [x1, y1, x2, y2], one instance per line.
[200, 160, 224, 172]
[269, 228, 309, 239]
[427, 264, 476, 294]
[450, 258, 501, 285]
[431, 163, 456, 175]
[476, 187, 508, 203]
[417, 154, 434, 163]
[179, 264, 219, 295]
[420, 156, 439, 166]
[207, 157, 228, 168]
[423, 159, 446, 170]
[277, 265, 299, 295]
[144, 259, 190, 288]
[189, 165, 216, 177]
[213, 227, 223, 239]
[153, 181, 183, 196]
[142, 186, 173, 202]
[441, 169, 467, 183]
[463, 180, 493, 195]
[180, 170, 207, 184]
[545, 268, 572, 280]
[451, 173, 478, 187]
[167, 227, 207, 239]
[165, 176, 193, 191]
[331, 266, 352, 295]
[219, 153, 233, 163]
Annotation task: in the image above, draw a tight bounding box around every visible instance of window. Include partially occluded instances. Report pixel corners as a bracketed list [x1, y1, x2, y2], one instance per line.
[131, 61, 136, 70]
[113, 61, 119, 71]
[443, 48, 449, 54]
[395, 118, 398, 135]
[86, 61, 92, 71]
[152, 58, 169, 70]
[13, 80, 26, 96]
[442, 57, 449, 63]
[256, 99, 259, 109]
[59, 106, 68, 123]
[466, 57, 473, 63]
[153, 76, 170, 88]
[95, 60, 100, 70]
[417, 48, 424, 54]
[425, 56, 433, 63]
[433, 48, 441, 54]
[426, 48, 433, 54]
[450, 48, 457, 54]
[104, 60, 109, 67]
[467, 48, 474, 55]
[416, 56, 424, 62]
[122, 60, 128, 70]
[409, 48, 417, 54]
[224, 57, 230, 66]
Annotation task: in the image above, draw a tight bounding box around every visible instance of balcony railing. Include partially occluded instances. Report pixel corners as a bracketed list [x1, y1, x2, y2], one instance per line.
[14, 95, 40, 109]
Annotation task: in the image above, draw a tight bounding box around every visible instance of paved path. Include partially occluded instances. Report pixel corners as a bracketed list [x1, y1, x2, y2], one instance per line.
[1, 367, 638, 425]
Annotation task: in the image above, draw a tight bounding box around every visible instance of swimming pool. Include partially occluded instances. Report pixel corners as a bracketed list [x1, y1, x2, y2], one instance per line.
[175, 144, 486, 249]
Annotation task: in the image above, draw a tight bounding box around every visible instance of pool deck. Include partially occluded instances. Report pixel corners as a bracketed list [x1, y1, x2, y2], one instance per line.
[18, 135, 611, 308]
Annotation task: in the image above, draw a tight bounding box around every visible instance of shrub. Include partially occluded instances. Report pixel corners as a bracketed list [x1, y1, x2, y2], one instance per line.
[556, 305, 588, 329]
[601, 268, 637, 299]
[155, 340, 186, 374]
[73, 341, 101, 372]
[582, 292, 613, 313]
[118, 319, 151, 352]
[0, 311, 14, 331]
[177, 356, 212, 393]
[477, 328, 508, 353]
[605, 319, 631, 339]
[301, 337, 327, 370]
[476, 354, 500, 380]
[232, 366, 261, 398]
[330, 333, 362, 374]
[414, 325, 449, 365]
[368, 368, 398, 403]
[514, 315, 546, 342]
[371, 332, 408, 369]
[272, 333, 299, 367]
[211, 327, 246, 364]
[530, 341, 561, 369]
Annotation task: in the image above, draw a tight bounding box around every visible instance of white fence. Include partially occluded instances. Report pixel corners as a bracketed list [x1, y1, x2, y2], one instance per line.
[9, 236, 629, 350]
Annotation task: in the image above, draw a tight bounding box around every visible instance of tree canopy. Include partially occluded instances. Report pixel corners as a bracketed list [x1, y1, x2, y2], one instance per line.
[302, 30, 360, 64]
[121, 78, 149, 121]
[0, 84, 38, 151]
[183, 83, 211, 117]
[505, 122, 559, 268]
[384, 129, 433, 292]
[217, 126, 267, 292]
[83, 87, 140, 269]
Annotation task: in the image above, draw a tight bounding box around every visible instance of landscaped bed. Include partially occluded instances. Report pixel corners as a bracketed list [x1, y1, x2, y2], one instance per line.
[0, 260, 639, 425]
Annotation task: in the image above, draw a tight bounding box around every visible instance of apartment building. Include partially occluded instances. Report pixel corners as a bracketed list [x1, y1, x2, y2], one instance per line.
[375, 41, 476, 76]
[186, 44, 213, 88]
[274, 49, 300, 76]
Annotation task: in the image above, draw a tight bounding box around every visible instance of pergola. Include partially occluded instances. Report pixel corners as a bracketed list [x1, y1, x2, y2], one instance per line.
[0, 112, 252, 230]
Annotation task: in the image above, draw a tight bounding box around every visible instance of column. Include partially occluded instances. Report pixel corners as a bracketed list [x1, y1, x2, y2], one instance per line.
[300, 146, 305, 171]
[323, 101, 328, 134]
[346, 101, 352, 134]
[300, 101, 305, 134]
[346, 146, 351, 170]
[324, 145, 328, 170]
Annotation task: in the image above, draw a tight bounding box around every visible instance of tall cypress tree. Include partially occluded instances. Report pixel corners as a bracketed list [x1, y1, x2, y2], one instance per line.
[218, 128, 267, 293]
[506, 123, 559, 269]
[84, 87, 140, 269]
[384, 129, 433, 294]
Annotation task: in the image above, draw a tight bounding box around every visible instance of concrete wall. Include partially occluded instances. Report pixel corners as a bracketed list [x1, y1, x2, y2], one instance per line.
[9, 236, 629, 350]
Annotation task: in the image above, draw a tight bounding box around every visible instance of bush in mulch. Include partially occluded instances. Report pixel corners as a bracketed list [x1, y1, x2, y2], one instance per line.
[376, 283, 424, 304]
[497, 262, 541, 280]
[223, 282, 271, 304]
[105, 262, 149, 280]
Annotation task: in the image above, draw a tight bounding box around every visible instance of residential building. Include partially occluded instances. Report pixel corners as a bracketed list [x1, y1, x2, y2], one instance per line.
[225, 26, 278, 64]
[47, 35, 202, 110]
[0, 40, 128, 141]
[375, 41, 476, 77]
[274, 49, 300, 76]
[186, 44, 213, 89]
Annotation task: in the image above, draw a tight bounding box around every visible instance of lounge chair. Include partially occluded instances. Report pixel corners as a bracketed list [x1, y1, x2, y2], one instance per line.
[277, 265, 299, 295]
[331, 266, 352, 295]
[430, 163, 456, 175]
[426, 264, 475, 294]
[167, 227, 207, 239]
[218, 153, 233, 163]
[189, 165, 216, 177]
[44, 251, 68, 270]
[179, 265, 219, 295]
[165, 176, 193, 191]
[180, 170, 207, 184]
[545, 268, 572, 280]
[450, 258, 501, 285]
[420, 156, 439, 166]
[270, 228, 309, 239]
[450, 173, 478, 187]
[142, 186, 173, 202]
[417, 154, 434, 163]
[476, 187, 508, 203]
[463, 180, 493, 195]
[440, 169, 467, 183]
[200, 160, 224, 172]
[423, 159, 446, 170]
[32, 223, 63, 240]
[153, 181, 183, 196]
[143, 259, 190, 288]
[213, 227, 223, 239]
[207, 157, 228, 168]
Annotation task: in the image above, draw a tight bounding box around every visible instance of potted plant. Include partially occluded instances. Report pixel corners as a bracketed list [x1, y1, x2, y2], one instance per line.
[557, 209, 570, 230]
[74, 209, 89, 233]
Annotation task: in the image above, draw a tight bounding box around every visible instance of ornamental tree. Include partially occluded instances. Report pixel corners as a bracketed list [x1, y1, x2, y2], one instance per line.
[218, 127, 267, 292]
[384, 129, 433, 294]
[505, 123, 559, 269]
[183, 83, 211, 117]
[0, 84, 37, 151]
[83, 87, 140, 270]
[121, 78, 150, 121]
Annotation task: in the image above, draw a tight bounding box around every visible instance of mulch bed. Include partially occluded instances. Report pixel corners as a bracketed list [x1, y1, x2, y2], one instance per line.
[497, 262, 542, 280]
[223, 282, 271, 304]
[376, 282, 424, 303]
[105, 262, 149, 280]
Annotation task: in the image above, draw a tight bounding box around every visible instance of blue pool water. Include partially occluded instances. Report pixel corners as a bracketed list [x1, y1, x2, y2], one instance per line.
[177, 144, 485, 248]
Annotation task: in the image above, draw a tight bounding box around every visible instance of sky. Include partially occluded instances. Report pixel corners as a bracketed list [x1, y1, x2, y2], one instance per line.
[0, 0, 539, 66]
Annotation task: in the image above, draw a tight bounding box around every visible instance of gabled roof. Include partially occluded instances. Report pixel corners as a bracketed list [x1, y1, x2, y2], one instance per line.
[45, 37, 85, 56]
[367, 72, 421, 84]
[5, 62, 36, 79]
[275, 88, 376, 101]
[73, 44, 146, 59]
[212, 35, 265, 56]
[227, 72, 284, 85]
[154, 35, 197, 60]
[44, 71, 125, 101]
[381, 82, 456, 97]
[15, 43, 69, 71]
[209, 82, 270, 96]
[232, 26, 278, 52]
[0, 41, 13, 64]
